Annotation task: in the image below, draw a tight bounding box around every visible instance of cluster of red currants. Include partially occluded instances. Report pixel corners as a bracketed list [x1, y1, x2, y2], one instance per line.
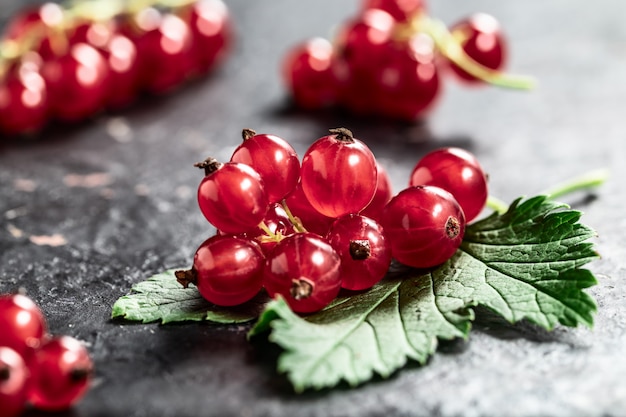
[0, 293, 93, 416]
[176, 127, 488, 314]
[0, 0, 232, 136]
[282, 0, 507, 120]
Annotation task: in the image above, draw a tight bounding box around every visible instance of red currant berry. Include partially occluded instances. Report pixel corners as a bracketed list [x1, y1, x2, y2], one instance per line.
[301, 128, 378, 218]
[447, 13, 507, 84]
[0, 347, 28, 417]
[263, 233, 341, 313]
[2, 3, 64, 56]
[0, 294, 47, 359]
[381, 185, 465, 268]
[282, 37, 336, 110]
[230, 129, 300, 203]
[362, 0, 425, 22]
[121, 8, 194, 94]
[196, 158, 269, 234]
[360, 161, 393, 222]
[375, 33, 441, 120]
[327, 214, 391, 291]
[41, 42, 109, 122]
[176, 235, 264, 306]
[28, 336, 93, 411]
[0, 61, 49, 135]
[284, 181, 335, 236]
[409, 147, 488, 222]
[70, 21, 140, 109]
[184, 0, 233, 74]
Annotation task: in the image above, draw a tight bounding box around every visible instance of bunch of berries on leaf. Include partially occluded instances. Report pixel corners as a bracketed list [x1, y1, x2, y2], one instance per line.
[0, 0, 232, 137]
[282, 0, 533, 121]
[176, 127, 488, 314]
[0, 293, 94, 417]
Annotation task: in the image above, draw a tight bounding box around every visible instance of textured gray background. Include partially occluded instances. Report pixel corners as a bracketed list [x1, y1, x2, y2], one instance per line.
[1, 1, 625, 416]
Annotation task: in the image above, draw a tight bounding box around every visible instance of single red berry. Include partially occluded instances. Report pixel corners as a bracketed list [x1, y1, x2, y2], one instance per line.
[263, 233, 341, 313]
[409, 147, 488, 222]
[284, 181, 335, 236]
[184, 0, 233, 74]
[381, 185, 465, 268]
[301, 128, 378, 218]
[0, 61, 49, 136]
[447, 13, 507, 84]
[41, 42, 109, 122]
[0, 294, 47, 360]
[0, 347, 29, 417]
[176, 235, 264, 306]
[282, 37, 337, 110]
[230, 129, 300, 203]
[327, 214, 391, 291]
[121, 8, 194, 94]
[28, 335, 93, 411]
[374, 34, 441, 120]
[360, 161, 393, 222]
[361, 0, 426, 22]
[196, 158, 269, 234]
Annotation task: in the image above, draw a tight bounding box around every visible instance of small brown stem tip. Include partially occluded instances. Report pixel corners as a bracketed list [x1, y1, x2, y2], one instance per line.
[445, 216, 461, 239]
[290, 278, 314, 300]
[175, 269, 198, 288]
[349, 239, 371, 260]
[242, 128, 257, 141]
[329, 127, 354, 142]
[193, 157, 222, 176]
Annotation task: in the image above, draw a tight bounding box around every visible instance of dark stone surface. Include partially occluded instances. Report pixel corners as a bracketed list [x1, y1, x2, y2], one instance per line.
[1, 0, 625, 416]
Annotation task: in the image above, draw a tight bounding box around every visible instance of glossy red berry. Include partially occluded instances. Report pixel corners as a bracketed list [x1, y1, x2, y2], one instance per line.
[0, 347, 29, 417]
[230, 129, 300, 203]
[361, 0, 425, 22]
[375, 33, 441, 120]
[282, 37, 336, 109]
[447, 13, 507, 83]
[409, 147, 488, 221]
[263, 233, 341, 313]
[122, 8, 194, 94]
[327, 214, 391, 291]
[381, 185, 465, 268]
[41, 42, 109, 122]
[0, 294, 47, 359]
[196, 158, 269, 234]
[360, 161, 393, 222]
[28, 335, 93, 411]
[184, 0, 233, 74]
[177, 235, 264, 306]
[0, 61, 49, 135]
[301, 128, 378, 218]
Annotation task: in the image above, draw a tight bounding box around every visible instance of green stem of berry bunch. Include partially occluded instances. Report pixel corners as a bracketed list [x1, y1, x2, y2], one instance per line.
[486, 169, 610, 214]
[408, 14, 536, 90]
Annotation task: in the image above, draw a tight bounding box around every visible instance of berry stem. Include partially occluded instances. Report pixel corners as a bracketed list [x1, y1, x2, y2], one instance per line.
[174, 268, 197, 288]
[280, 199, 307, 233]
[242, 128, 256, 141]
[329, 127, 354, 142]
[407, 15, 536, 90]
[486, 169, 609, 214]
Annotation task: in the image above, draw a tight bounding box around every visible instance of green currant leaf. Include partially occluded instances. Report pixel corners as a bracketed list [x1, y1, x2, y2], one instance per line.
[249, 195, 599, 392]
[111, 269, 267, 324]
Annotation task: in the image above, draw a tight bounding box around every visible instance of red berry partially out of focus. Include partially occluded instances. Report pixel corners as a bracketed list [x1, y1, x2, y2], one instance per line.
[182, 235, 265, 306]
[327, 214, 392, 291]
[0, 294, 47, 359]
[41, 42, 109, 122]
[0, 347, 29, 417]
[184, 0, 233, 74]
[28, 336, 93, 411]
[0, 61, 49, 135]
[301, 128, 378, 218]
[381, 185, 465, 268]
[263, 233, 341, 313]
[282, 37, 336, 110]
[196, 159, 269, 234]
[230, 129, 300, 203]
[409, 147, 488, 222]
[447, 13, 507, 83]
[360, 161, 393, 222]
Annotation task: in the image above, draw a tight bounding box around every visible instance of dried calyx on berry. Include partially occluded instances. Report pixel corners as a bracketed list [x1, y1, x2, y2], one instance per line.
[349, 240, 371, 260]
[174, 268, 197, 288]
[194, 157, 223, 176]
[329, 127, 354, 142]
